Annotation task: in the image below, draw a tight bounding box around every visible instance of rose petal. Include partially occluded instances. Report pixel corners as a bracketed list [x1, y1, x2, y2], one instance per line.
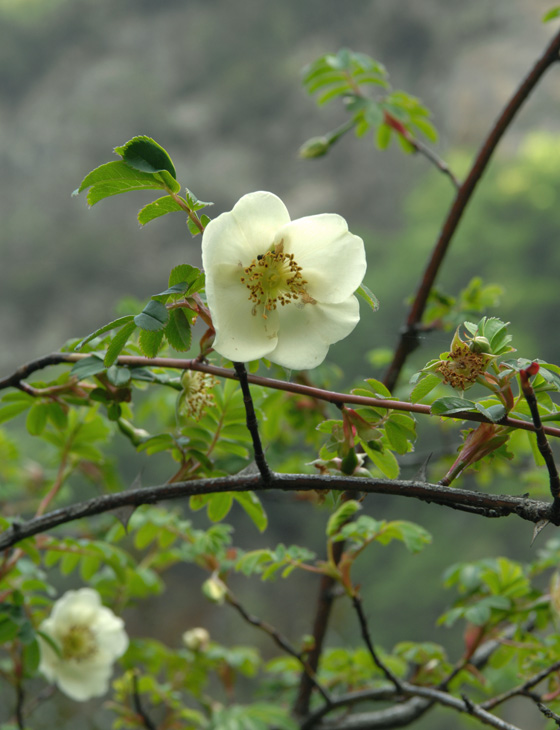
[202, 191, 290, 270]
[276, 214, 366, 303]
[269, 295, 360, 369]
[208, 263, 280, 362]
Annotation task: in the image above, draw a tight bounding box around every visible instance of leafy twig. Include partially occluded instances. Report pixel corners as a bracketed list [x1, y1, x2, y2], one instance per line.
[3, 353, 560, 440]
[383, 26, 560, 392]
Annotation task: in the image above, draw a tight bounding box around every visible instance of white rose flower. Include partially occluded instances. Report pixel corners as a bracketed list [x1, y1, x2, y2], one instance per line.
[37, 588, 129, 701]
[201, 191, 367, 370]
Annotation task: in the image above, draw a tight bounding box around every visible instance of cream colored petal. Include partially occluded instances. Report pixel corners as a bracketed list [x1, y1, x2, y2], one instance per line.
[202, 191, 290, 270]
[95, 615, 129, 659]
[275, 214, 366, 303]
[50, 588, 100, 626]
[269, 295, 360, 370]
[55, 662, 113, 701]
[208, 262, 279, 362]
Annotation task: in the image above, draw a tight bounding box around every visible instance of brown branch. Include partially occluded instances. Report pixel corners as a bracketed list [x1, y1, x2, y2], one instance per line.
[383, 27, 560, 392]
[0, 472, 556, 552]
[3, 353, 560, 441]
[294, 539, 345, 717]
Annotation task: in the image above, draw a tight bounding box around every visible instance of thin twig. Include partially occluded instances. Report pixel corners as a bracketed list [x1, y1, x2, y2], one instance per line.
[14, 676, 24, 730]
[351, 594, 403, 692]
[225, 591, 333, 706]
[383, 27, 560, 392]
[481, 658, 560, 711]
[535, 700, 560, 726]
[519, 365, 560, 510]
[131, 671, 158, 730]
[233, 361, 273, 484]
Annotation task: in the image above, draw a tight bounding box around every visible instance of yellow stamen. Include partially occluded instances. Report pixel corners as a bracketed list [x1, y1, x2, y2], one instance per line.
[240, 241, 314, 317]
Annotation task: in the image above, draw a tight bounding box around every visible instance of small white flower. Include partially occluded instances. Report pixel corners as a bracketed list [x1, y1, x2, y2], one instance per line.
[201, 191, 367, 370]
[37, 588, 129, 702]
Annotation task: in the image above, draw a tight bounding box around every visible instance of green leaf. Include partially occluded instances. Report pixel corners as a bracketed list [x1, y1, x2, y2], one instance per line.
[138, 329, 164, 358]
[114, 136, 177, 179]
[0, 401, 32, 425]
[207, 493, 234, 522]
[74, 315, 135, 351]
[377, 520, 432, 554]
[106, 365, 131, 387]
[356, 284, 380, 312]
[376, 123, 392, 149]
[70, 355, 106, 379]
[104, 321, 138, 367]
[85, 179, 164, 206]
[474, 402, 508, 423]
[165, 309, 192, 352]
[363, 443, 399, 478]
[234, 492, 268, 532]
[543, 7, 560, 22]
[75, 160, 164, 195]
[26, 402, 49, 436]
[431, 397, 477, 416]
[410, 374, 441, 403]
[327, 500, 361, 536]
[385, 420, 412, 454]
[137, 195, 184, 225]
[134, 300, 169, 331]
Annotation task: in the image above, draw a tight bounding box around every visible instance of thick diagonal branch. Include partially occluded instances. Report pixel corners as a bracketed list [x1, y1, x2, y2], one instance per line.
[383, 27, 560, 392]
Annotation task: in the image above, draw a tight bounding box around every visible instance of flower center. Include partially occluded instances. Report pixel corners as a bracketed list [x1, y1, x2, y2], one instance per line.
[436, 346, 487, 389]
[60, 625, 97, 662]
[240, 240, 314, 317]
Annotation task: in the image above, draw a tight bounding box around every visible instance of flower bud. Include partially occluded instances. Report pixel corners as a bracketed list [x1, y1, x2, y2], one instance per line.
[202, 575, 228, 604]
[182, 627, 210, 652]
[469, 336, 491, 354]
[298, 136, 330, 159]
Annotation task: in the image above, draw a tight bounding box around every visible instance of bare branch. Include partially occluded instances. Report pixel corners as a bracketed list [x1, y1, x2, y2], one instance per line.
[0, 472, 556, 552]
